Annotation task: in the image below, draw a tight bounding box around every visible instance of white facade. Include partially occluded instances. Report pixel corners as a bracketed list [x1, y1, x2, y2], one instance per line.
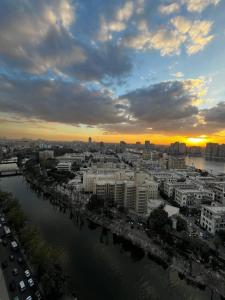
[175, 188, 215, 207]
[163, 182, 197, 198]
[200, 205, 225, 234]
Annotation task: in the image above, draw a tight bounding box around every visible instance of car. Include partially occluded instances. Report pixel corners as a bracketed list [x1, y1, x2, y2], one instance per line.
[13, 296, 20, 300]
[9, 254, 15, 261]
[12, 268, 19, 276]
[2, 239, 7, 246]
[1, 260, 8, 269]
[17, 257, 24, 264]
[1, 217, 6, 224]
[34, 290, 42, 300]
[28, 278, 34, 287]
[25, 269, 31, 277]
[26, 296, 32, 300]
[9, 280, 16, 291]
[19, 280, 26, 292]
[11, 240, 18, 251]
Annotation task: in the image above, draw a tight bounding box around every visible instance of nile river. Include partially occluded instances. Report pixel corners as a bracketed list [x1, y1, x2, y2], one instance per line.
[186, 156, 225, 174]
[1, 168, 223, 299]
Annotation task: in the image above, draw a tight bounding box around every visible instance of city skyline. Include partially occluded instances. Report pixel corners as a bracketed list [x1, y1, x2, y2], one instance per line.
[0, 0, 225, 145]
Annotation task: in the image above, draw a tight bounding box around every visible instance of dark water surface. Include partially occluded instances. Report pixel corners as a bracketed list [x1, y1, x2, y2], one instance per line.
[0, 176, 219, 300]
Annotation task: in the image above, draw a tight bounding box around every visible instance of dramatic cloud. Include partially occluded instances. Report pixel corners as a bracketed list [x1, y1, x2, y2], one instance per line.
[103, 80, 207, 135]
[0, 75, 124, 126]
[201, 102, 225, 130]
[123, 15, 214, 56]
[0, 0, 132, 81]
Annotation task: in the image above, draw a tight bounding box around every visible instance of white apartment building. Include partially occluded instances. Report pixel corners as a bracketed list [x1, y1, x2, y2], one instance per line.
[212, 183, 225, 205]
[163, 182, 197, 198]
[56, 162, 72, 172]
[200, 205, 225, 234]
[175, 188, 215, 207]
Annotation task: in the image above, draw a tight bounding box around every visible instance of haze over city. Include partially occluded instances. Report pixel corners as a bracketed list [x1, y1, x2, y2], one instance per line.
[0, 0, 225, 145]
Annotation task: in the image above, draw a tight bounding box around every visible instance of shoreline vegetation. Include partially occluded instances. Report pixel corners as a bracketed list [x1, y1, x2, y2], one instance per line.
[0, 189, 69, 300]
[22, 169, 225, 300]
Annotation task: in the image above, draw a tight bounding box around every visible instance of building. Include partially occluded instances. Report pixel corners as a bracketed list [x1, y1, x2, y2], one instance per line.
[212, 183, 225, 205]
[39, 150, 54, 161]
[169, 142, 186, 155]
[56, 162, 72, 172]
[87, 169, 158, 215]
[200, 205, 225, 234]
[167, 156, 186, 170]
[205, 143, 225, 161]
[175, 188, 214, 207]
[163, 182, 197, 198]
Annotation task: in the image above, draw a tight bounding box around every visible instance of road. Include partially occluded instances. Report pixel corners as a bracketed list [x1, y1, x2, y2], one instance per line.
[0, 220, 42, 300]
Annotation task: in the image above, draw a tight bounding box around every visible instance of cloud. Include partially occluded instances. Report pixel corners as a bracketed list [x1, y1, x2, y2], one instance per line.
[171, 16, 214, 55]
[201, 102, 225, 131]
[184, 0, 221, 13]
[0, 0, 132, 81]
[98, 1, 134, 41]
[103, 79, 208, 135]
[0, 75, 125, 126]
[172, 72, 184, 78]
[123, 25, 186, 55]
[123, 15, 214, 56]
[159, 3, 180, 15]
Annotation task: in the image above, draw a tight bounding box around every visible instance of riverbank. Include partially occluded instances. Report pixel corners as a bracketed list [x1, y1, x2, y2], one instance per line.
[24, 173, 225, 299]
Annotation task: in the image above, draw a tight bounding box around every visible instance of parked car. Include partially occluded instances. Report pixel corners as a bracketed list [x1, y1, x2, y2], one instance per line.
[13, 296, 20, 300]
[2, 239, 7, 246]
[28, 278, 34, 287]
[1, 260, 8, 269]
[26, 296, 32, 300]
[25, 269, 31, 277]
[11, 240, 18, 251]
[12, 268, 19, 276]
[19, 280, 26, 292]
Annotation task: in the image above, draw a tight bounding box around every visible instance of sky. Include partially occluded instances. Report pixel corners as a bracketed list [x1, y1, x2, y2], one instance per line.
[0, 0, 225, 145]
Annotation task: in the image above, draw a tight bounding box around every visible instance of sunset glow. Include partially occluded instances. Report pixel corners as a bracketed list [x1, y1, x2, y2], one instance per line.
[0, 0, 224, 144]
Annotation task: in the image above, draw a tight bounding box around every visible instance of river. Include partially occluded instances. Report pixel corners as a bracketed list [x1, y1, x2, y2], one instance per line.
[185, 156, 225, 174]
[0, 176, 220, 300]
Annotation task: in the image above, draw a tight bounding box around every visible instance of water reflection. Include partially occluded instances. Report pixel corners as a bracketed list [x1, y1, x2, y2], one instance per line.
[186, 156, 225, 174]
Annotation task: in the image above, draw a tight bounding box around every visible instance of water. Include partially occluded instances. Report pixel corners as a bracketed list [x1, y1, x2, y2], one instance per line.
[0, 176, 219, 300]
[186, 156, 225, 174]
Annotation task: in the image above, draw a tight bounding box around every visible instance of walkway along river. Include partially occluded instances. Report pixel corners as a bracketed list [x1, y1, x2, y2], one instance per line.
[0, 176, 222, 300]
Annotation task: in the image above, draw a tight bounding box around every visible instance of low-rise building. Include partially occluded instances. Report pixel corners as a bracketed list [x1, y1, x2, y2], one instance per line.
[175, 188, 214, 207]
[200, 205, 225, 234]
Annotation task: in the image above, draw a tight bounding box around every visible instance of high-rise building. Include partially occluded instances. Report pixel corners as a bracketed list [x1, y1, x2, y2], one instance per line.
[88, 137, 92, 143]
[169, 142, 186, 155]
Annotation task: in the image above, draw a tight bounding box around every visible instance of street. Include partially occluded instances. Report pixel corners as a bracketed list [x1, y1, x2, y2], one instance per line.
[0, 217, 42, 300]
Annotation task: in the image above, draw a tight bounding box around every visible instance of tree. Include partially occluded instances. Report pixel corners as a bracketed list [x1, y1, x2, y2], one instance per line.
[176, 216, 187, 232]
[148, 206, 170, 234]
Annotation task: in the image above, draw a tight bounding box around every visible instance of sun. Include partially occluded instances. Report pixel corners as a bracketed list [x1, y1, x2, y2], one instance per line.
[186, 137, 207, 145]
